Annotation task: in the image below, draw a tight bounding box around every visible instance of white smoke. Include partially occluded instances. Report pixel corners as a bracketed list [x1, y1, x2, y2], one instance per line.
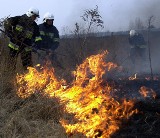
[66, 0, 160, 32]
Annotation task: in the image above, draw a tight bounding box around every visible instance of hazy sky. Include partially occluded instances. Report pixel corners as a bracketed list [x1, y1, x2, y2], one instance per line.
[0, 0, 160, 34]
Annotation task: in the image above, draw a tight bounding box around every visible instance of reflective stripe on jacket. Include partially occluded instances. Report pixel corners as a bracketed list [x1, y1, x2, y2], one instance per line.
[15, 25, 23, 32]
[54, 38, 59, 42]
[5, 14, 41, 48]
[24, 47, 32, 52]
[38, 23, 59, 50]
[8, 42, 19, 50]
[40, 30, 59, 43]
[35, 36, 42, 42]
[8, 41, 32, 52]
[25, 30, 33, 39]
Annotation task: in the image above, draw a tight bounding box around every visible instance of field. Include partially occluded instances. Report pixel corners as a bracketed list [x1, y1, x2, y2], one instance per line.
[0, 29, 160, 138]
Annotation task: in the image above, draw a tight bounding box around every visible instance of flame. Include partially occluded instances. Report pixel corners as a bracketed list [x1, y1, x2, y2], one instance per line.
[16, 64, 62, 98]
[16, 51, 137, 137]
[145, 76, 159, 81]
[129, 73, 137, 80]
[139, 86, 156, 99]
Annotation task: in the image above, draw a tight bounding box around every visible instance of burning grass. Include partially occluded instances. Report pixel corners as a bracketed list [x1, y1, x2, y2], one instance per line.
[15, 51, 138, 137]
[0, 51, 160, 137]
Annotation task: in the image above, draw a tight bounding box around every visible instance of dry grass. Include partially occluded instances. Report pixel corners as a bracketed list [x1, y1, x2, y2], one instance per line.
[0, 31, 160, 138]
[0, 70, 67, 138]
[0, 92, 67, 138]
[0, 36, 68, 138]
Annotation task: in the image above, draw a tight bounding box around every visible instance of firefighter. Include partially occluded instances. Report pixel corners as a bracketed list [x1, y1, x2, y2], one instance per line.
[128, 30, 147, 73]
[4, 7, 42, 71]
[36, 12, 61, 68]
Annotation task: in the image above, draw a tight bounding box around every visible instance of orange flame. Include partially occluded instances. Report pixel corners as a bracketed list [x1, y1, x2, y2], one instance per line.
[129, 73, 137, 80]
[16, 64, 62, 98]
[145, 76, 159, 81]
[16, 51, 137, 137]
[139, 86, 156, 99]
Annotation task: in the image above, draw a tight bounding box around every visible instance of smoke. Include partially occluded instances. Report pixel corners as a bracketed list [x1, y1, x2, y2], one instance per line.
[128, 0, 160, 28]
[65, 0, 160, 32]
[103, 0, 160, 31]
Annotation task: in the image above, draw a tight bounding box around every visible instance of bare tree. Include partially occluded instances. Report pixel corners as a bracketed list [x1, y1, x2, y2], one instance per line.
[147, 15, 155, 80]
[78, 5, 104, 62]
[60, 5, 104, 68]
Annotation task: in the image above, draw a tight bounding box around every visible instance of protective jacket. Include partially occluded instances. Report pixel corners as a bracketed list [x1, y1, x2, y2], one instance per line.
[38, 22, 59, 51]
[4, 14, 42, 52]
[129, 33, 146, 48]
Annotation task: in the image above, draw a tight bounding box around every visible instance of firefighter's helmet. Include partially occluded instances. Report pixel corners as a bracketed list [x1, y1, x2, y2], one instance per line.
[43, 12, 54, 22]
[26, 7, 40, 18]
[129, 30, 137, 36]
